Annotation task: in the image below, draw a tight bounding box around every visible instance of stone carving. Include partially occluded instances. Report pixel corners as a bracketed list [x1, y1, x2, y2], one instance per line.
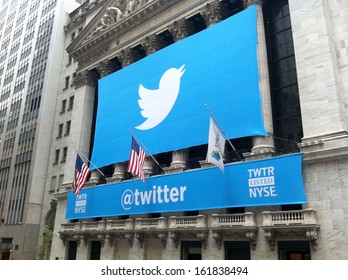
[86, 7, 123, 40]
[85, 0, 154, 42]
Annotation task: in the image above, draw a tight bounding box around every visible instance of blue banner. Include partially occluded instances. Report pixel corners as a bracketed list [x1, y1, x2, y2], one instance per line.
[66, 154, 307, 220]
[90, 5, 267, 169]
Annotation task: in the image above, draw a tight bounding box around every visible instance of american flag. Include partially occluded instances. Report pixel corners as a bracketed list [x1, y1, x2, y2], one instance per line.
[72, 154, 91, 195]
[126, 136, 146, 182]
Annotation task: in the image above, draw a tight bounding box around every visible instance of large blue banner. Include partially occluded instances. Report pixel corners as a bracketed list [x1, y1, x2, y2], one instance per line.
[66, 154, 307, 220]
[90, 5, 267, 169]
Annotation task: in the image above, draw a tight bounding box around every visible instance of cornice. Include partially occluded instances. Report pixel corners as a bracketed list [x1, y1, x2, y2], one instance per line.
[68, 0, 182, 65]
[65, 0, 109, 32]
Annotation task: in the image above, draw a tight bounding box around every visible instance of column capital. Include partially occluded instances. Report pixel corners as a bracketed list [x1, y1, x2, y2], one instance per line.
[142, 34, 159, 55]
[202, 0, 224, 27]
[169, 18, 189, 42]
[118, 48, 133, 68]
[96, 59, 120, 78]
[244, 0, 262, 8]
[74, 70, 98, 89]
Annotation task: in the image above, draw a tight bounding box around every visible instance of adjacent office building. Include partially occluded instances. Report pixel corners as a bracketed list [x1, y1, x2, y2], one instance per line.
[1, 0, 348, 260]
[0, 0, 80, 260]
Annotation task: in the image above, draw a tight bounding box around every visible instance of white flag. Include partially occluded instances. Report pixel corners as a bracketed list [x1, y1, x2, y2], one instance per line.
[206, 117, 226, 172]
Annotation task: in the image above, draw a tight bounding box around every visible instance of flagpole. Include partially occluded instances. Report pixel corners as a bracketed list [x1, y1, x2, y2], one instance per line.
[73, 146, 106, 178]
[205, 104, 243, 161]
[128, 129, 165, 174]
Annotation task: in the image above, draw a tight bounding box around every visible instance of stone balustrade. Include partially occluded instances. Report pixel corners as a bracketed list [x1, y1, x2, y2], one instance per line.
[59, 209, 320, 250]
[135, 217, 167, 230]
[261, 208, 320, 250]
[106, 219, 134, 231]
[169, 214, 207, 229]
[211, 212, 256, 228]
[262, 208, 318, 226]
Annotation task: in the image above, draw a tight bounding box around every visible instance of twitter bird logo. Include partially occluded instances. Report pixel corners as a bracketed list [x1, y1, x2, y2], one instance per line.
[136, 65, 185, 130]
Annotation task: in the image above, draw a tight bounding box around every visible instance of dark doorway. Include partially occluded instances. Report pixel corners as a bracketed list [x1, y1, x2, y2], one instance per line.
[67, 240, 77, 260]
[1, 251, 11, 260]
[225, 241, 251, 260]
[278, 241, 311, 260]
[181, 241, 202, 260]
[89, 241, 101, 260]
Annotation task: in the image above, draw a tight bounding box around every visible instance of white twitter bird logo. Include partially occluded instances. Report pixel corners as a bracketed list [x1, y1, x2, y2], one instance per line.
[136, 65, 185, 130]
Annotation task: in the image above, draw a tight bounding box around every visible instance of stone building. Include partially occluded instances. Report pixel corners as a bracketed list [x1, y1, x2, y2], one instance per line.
[46, 0, 348, 260]
[0, 0, 80, 260]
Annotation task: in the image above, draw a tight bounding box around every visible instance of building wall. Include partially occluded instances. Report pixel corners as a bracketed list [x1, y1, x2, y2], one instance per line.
[45, 0, 348, 260]
[0, 0, 80, 260]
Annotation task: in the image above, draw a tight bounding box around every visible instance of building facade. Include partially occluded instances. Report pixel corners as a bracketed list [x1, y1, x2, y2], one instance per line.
[0, 0, 80, 260]
[46, 0, 348, 260]
[3, 0, 346, 260]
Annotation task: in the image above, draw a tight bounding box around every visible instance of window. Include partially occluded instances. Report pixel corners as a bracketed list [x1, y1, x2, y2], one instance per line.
[50, 176, 56, 191]
[64, 76, 70, 89]
[68, 96, 74, 110]
[57, 123, 63, 138]
[61, 99, 66, 113]
[65, 121, 71, 136]
[54, 149, 59, 164]
[58, 174, 64, 188]
[61, 147, 67, 163]
[263, 0, 303, 154]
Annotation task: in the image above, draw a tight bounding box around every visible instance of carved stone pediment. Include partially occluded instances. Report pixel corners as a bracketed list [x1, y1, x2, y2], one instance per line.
[67, 0, 181, 70]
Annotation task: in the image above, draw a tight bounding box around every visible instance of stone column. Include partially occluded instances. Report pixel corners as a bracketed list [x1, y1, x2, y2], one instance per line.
[167, 20, 191, 173]
[112, 162, 126, 182]
[141, 35, 159, 175]
[168, 149, 189, 173]
[143, 158, 155, 177]
[96, 59, 124, 182]
[64, 70, 98, 184]
[289, 0, 348, 155]
[89, 170, 101, 184]
[75, 238, 89, 260]
[244, 0, 275, 161]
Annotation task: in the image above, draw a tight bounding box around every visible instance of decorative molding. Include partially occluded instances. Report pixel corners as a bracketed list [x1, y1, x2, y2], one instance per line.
[211, 228, 258, 250]
[306, 229, 319, 251]
[85, 6, 124, 42]
[142, 34, 159, 55]
[169, 232, 180, 249]
[74, 70, 99, 89]
[78, 45, 110, 70]
[69, 0, 181, 66]
[118, 48, 133, 67]
[96, 59, 120, 77]
[264, 230, 275, 251]
[202, 0, 224, 27]
[169, 18, 189, 42]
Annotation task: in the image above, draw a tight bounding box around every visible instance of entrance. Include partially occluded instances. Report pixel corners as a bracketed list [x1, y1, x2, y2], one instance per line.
[278, 241, 311, 260]
[67, 241, 77, 260]
[225, 241, 251, 260]
[181, 241, 202, 260]
[89, 241, 101, 260]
